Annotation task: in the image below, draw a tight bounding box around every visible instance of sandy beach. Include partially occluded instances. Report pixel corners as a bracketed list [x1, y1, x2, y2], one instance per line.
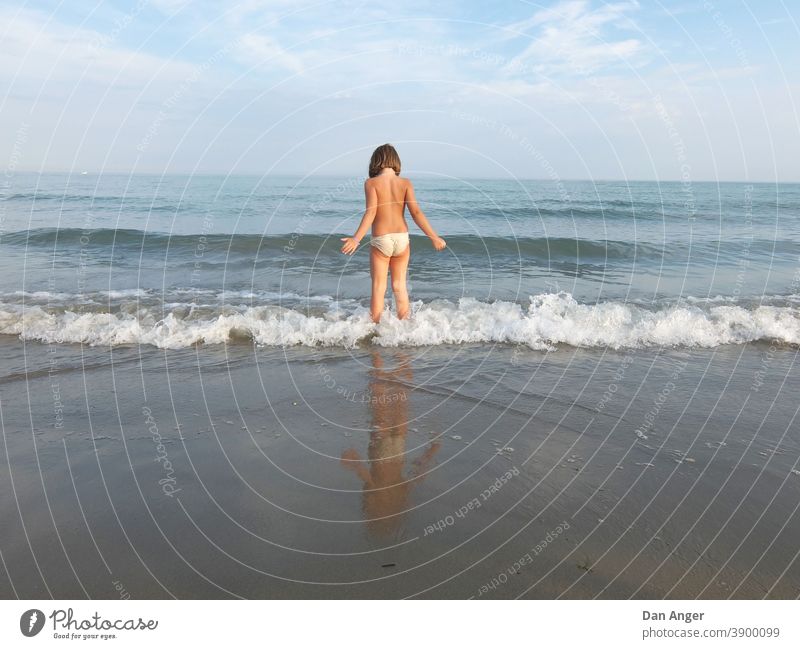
[2, 337, 798, 599]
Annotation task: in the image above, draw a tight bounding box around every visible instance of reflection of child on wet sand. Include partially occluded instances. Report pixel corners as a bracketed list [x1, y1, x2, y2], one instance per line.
[340, 351, 440, 538]
[340, 144, 446, 323]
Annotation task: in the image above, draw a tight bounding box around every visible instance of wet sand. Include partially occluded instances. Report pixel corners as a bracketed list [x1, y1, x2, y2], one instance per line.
[1, 338, 799, 598]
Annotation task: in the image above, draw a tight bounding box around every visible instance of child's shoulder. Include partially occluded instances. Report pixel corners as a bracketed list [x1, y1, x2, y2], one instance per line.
[365, 176, 413, 187]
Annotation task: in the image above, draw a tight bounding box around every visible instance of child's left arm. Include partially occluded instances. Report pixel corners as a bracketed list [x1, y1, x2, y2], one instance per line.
[341, 181, 378, 255]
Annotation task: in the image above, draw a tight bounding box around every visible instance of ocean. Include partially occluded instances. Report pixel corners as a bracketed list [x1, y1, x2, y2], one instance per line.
[2, 174, 799, 349]
[1, 173, 799, 598]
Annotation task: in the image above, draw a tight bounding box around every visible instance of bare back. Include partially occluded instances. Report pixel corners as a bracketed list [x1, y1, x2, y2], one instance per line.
[366, 173, 410, 236]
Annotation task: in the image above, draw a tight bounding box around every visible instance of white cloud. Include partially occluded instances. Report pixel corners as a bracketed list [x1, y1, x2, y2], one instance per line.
[0, 8, 197, 89]
[234, 32, 305, 74]
[1, 2, 794, 181]
[501, 0, 646, 75]
[148, 0, 191, 15]
[0, 8, 226, 173]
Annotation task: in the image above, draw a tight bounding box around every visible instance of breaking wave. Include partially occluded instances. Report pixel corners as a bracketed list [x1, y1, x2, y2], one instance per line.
[1, 292, 798, 350]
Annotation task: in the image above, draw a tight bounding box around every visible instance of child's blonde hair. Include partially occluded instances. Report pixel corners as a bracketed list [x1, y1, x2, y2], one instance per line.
[368, 143, 401, 178]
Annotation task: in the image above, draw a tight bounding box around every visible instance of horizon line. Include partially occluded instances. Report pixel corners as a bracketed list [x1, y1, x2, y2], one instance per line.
[7, 170, 798, 185]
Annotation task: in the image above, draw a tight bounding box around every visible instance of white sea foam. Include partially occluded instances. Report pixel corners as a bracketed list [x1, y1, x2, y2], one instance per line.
[0, 292, 798, 350]
[2, 288, 352, 305]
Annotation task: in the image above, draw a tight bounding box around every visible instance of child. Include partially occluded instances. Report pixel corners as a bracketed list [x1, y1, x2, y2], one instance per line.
[341, 144, 446, 323]
[340, 350, 441, 538]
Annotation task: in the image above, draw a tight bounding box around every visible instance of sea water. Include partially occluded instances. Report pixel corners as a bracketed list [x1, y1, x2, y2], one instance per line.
[1, 173, 798, 350]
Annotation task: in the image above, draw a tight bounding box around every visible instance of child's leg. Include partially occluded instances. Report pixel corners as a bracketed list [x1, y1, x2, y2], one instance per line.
[370, 247, 391, 323]
[389, 244, 411, 319]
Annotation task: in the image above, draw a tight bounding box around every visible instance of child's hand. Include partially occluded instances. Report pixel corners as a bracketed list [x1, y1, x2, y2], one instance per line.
[340, 237, 359, 255]
[431, 236, 447, 251]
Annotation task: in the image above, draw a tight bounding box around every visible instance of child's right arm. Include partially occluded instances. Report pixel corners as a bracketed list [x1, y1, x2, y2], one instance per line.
[405, 181, 446, 251]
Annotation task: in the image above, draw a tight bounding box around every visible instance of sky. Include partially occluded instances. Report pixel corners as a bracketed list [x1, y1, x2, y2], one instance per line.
[1, 0, 798, 181]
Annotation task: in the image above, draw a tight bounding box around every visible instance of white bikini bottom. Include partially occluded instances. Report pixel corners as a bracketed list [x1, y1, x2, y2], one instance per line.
[370, 232, 410, 257]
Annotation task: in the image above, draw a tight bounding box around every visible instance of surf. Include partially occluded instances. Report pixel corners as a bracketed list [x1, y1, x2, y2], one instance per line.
[1, 292, 798, 350]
